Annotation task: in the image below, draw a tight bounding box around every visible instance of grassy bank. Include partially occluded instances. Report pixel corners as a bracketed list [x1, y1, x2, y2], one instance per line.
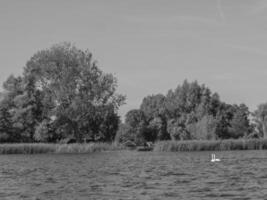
[0, 143, 124, 154]
[2, 139, 267, 154]
[154, 139, 267, 152]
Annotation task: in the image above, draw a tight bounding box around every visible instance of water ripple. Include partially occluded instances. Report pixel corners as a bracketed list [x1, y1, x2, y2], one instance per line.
[0, 150, 266, 199]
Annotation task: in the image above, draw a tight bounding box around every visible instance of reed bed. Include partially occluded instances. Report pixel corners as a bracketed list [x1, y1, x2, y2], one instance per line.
[153, 139, 267, 152]
[0, 143, 56, 154]
[1, 139, 267, 154]
[0, 143, 124, 154]
[55, 142, 124, 153]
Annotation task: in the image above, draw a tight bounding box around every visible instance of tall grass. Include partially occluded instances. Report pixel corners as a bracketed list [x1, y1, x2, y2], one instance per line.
[55, 142, 124, 153]
[153, 139, 267, 152]
[1, 139, 266, 154]
[0, 143, 124, 154]
[0, 143, 56, 154]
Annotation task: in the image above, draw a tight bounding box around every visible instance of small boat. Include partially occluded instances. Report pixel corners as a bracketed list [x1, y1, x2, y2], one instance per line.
[211, 153, 220, 162]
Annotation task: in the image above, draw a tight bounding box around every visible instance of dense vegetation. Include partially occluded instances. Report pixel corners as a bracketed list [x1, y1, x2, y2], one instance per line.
[0, 43, 125, 143]
[1, 42, 267, 147]
[0, 143, 123, 154]
[116, 80, 267, 145]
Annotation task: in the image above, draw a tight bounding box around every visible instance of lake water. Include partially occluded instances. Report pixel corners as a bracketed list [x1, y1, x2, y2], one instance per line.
[0, 150, 267, 200]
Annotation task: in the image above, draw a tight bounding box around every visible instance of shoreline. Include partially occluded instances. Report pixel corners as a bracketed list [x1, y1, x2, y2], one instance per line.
[0, 139, 267, 154]
[0, 143, 124, 154]
[153, 139, 267, 152]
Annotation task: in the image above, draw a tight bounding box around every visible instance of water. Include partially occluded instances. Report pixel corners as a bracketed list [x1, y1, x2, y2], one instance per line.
[0, 150, 267, 200]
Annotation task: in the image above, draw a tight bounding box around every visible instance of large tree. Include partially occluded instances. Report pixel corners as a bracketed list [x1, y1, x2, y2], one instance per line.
[1, 42, 125, 143]
[25, 42, 125, 142]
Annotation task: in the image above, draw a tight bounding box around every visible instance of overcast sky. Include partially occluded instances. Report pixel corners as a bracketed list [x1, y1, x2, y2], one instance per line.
[1, 0, 267, 119]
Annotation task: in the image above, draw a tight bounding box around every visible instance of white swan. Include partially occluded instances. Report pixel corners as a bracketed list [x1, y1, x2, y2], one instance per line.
[211, 154, 220, 162]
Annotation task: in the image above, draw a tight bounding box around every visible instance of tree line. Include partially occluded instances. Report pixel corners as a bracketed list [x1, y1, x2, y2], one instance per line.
[0, 42, 267, 143]
[116, 80, 267, 143]
[116, 81, 267, 144]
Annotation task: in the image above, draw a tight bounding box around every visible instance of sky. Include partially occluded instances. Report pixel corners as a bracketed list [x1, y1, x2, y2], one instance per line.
[1, 0, 267, 119]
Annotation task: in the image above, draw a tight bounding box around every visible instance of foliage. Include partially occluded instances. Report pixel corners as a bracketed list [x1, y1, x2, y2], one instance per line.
[114, 123, 134, 143]
[0, 42, 125, 143]
[186, 115, 217, 140]
[148, 116, 169, 141]
[167, 118, 190, 140]
[228, 104, 251, 138]
[0, 99, 13, 142]
[0, 43, 259, 144]
[140, 94, 166, 120]
[124, 109, 147, 144]
[254, 103, 267, 138]
[121, 80, 253, 143]
[34, 120, 55, 142]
